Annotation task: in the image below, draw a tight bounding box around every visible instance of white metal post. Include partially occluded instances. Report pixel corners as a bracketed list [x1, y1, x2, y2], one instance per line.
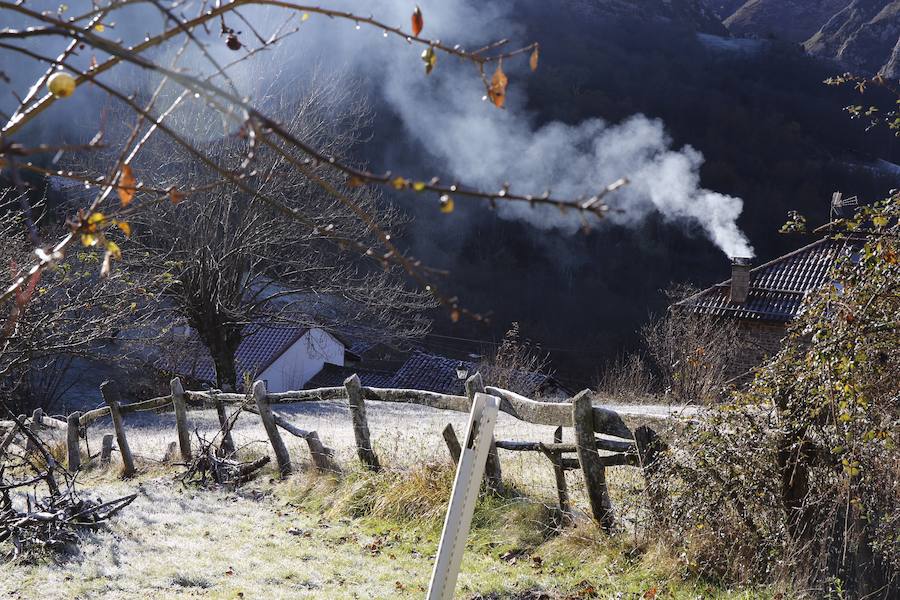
[427, 392, 500, 600]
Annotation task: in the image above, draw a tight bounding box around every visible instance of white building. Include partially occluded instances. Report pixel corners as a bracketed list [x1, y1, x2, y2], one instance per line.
[166, 325, 346, 392]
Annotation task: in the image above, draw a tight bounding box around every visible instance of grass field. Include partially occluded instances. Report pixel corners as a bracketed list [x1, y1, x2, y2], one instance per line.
[1, 401, 776, 599]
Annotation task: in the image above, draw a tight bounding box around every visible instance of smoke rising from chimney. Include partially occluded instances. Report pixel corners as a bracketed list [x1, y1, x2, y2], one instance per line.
[1, 0, 755, 258]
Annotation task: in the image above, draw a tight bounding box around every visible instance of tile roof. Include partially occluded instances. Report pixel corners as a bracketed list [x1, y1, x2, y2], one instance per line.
[389, 351, 564, 396]
[166, 325, 307, 385]
[678, 236, 862, 321]
[389, 351, 474, 395]
[303, 364, 396, 389]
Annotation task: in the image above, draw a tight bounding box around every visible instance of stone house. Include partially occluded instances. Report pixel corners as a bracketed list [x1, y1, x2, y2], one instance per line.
[677, 235, 862, 380]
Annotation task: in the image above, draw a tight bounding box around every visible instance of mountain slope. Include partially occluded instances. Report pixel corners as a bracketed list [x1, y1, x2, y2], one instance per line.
[723, 0, 850, 42]
[564, 0, 727, 35]
[721, 0, 900, 76]
[804, 1, 900, 77]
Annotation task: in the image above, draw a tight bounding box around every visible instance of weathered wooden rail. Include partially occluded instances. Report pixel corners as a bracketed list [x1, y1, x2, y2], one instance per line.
[2, 373, 674, 531]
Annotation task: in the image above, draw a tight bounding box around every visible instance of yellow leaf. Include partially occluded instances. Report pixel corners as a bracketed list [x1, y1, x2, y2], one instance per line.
[529, 44, 539, 72]
[118, 164, 136, 206]
[391, 176, 408, 190]
[301, 12, 309, 21]
[81, 232, 98, 247]
[168, 187, 185, 205]
[87, 211, 105, 227]
[105, 240, 122, 260]
[411, 6, 424, 37]
[93, 23, 105, 32]
[488, 62, 508, 108]
[421, 46, 436, 75]
[117, 220, 132, 237]
[439, 194, 454, 213]
[412, 181, 427, 192]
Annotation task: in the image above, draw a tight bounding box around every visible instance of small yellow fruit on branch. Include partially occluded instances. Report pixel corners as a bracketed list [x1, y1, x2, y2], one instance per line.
[47, 72, 76, 98]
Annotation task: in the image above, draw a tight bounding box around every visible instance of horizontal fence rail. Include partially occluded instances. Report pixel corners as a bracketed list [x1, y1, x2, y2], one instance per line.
[2, 373, 682, 530]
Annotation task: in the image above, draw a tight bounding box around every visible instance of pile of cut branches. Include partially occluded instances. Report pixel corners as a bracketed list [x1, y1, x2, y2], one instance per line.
[180, 397, 269, 487]
[1, 473, 136, 559]
[0, 412, 136, 560]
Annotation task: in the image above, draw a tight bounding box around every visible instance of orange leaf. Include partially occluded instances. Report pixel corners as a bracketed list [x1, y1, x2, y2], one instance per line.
[488, 62, 508, 109]
[117, 164, 136, 206]
[529, 44, 539, 72]
[450, 308, 460, 323]
[117, 220, 132, 237]
[168, 187, 185, 204]
[411, 6, 423, 37]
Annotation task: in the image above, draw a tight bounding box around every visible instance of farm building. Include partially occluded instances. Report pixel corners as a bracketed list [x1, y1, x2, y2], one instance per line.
[162, 324, 346, 392]
[677, 235, 863, 380]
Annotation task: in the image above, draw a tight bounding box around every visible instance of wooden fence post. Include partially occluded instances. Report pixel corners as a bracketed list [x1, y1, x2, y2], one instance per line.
[170, 377, 192, 462]
[344, 374, 380, 471]
[215, 385, 236, 456]
[546, 426, 572, 525]
[442, 423, 461, 465]
[25, 408, 43, 454]
[101, 381, 135, 477]
[634, 425, 668, 514]
[253, 380, 292, 477]
[305, 431, 340, 474]
[572, 390, 614, 531]
[100, 434, 114, 466]
[466, 373, 502, 492]
[1, 414, 25, 454]
[66, 411, 81, 471]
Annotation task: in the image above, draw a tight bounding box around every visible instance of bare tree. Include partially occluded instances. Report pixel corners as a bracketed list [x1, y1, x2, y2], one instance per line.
[106, 77, 433, 389]
[640, 284, 742, 404]
[0, 191, 158, 413]
[477, 322, 553, 397]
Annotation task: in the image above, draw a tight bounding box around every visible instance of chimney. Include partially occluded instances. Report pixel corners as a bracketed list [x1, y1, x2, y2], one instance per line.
[729, 257, 751, 304]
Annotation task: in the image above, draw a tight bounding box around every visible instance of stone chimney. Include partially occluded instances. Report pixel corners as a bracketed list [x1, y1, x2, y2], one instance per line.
[729, 257, 751, 304]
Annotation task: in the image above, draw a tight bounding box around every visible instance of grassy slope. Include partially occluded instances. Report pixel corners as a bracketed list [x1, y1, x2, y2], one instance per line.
[2, 405, 775, 598]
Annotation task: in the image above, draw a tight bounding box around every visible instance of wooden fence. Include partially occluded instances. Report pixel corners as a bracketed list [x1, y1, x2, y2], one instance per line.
[0, 373, 671, 531]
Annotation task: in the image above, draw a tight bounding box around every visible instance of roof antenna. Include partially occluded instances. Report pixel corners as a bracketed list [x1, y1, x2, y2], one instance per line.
[830, 191, 858, 226]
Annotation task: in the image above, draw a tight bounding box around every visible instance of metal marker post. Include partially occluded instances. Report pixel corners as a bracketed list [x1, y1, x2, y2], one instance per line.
[427, 392, 500, 600]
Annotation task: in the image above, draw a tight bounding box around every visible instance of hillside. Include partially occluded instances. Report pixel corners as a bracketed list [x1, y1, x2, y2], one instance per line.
[564, 0, 727, 34]
[721, 0, 900, 76]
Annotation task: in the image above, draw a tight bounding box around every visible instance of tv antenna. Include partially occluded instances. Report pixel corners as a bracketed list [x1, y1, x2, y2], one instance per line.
[830, 191, 858, 222]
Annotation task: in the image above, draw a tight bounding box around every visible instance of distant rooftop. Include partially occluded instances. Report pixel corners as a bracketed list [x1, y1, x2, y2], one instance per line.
[677, 236, 862, 321]
[162, 324, 308, 386]
[304, 363, 395, 389]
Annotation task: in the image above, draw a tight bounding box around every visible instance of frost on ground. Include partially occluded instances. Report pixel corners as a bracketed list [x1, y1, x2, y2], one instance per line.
[1, 401, 731, 599]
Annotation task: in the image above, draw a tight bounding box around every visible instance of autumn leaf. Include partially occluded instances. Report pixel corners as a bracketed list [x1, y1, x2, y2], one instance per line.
[411, 5, 423, 36]
[117, 220, 132, 237]
[529, 44, 539, 72]
[488, 62, 508, 108]
[391, 176, 409, 190]
[421, 46, 436, 75]
[168, 187, 185, 204]
[118, 164, 136, 206]
[348, 175, 365, 187]
[450, 308, 460, 323]
[86, 211, 105, 231]
[439, 194, 454, 213]
[105, 239, 122, 260]
[412, 181, 427, 191]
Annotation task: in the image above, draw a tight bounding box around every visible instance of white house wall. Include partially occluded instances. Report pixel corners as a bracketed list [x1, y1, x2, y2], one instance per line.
[260, 328, 344, 392]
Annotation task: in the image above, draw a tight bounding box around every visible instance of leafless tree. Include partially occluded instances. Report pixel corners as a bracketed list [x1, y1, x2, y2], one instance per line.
[99, 76, 433, 389]
[477, 322, 553, 397]
[0, 191, 159, 413]
[640, 284, 742, 404]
